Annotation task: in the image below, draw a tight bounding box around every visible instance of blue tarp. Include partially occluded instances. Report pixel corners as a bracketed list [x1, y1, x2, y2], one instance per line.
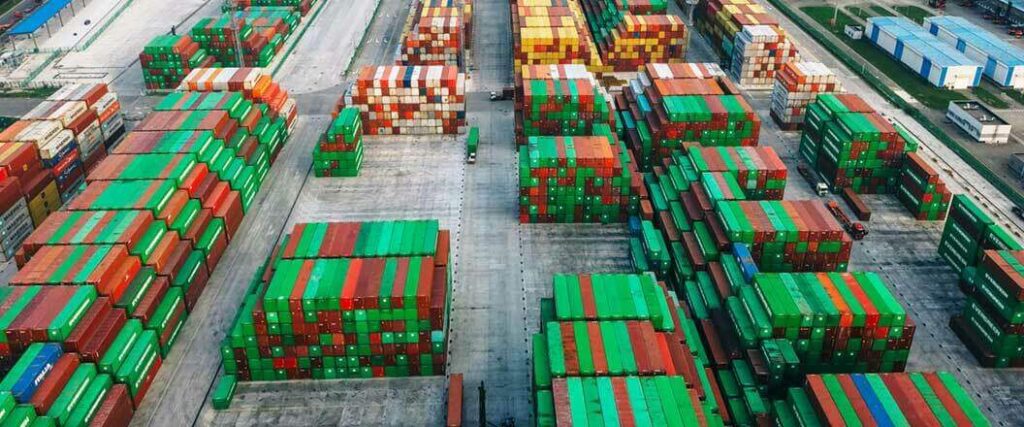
[9, 0, 74, 36]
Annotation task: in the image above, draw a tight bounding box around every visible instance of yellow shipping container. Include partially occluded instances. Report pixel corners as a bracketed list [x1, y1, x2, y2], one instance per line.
[27, 180, 60, 227]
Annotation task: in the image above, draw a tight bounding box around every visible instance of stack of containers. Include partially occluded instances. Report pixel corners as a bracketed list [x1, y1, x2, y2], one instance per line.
[532, 273, 722, 425]
[685, 146, 787, 200]
[717, 200, 853, 272]
[1, 70, 296, 421]
[0, 140, 59, 228]
[0, 288, 158, 422]
[577, 0, 686, 71]
[746, 272, 913, 372]
[510, 0, 604, 70]
[0, 179, 32, 261]
[463, 0, 473, 50]
[314, 106, 363, 177]
[343, 65, 466, 135]
[518, 130, 640, 223]
[924, 16, 1024, 89]
[514, 64, 614, 145]
[140, 35, 216, 90]
[0, 83, 127, 228]
[398, 0, 463, 66]
[225, 0, 317, 15]
[769, 62, 842, 130]
[897, 152, 951, 220]
[617, 63, 760, 170]
[46, 83, 127, 169]
[954, 250, 1024, 367]
[190, 8, 297, 68]
[800, 94, 918, 194]
[776, 372, 989, 424]
[16, 106, 85, 203]
[729, 25, 799, 90]
[866, 17, 982, 90]
[695, 0, 779, 58]
[939, 194, 1022, 275]
[221, 220, 452, 381]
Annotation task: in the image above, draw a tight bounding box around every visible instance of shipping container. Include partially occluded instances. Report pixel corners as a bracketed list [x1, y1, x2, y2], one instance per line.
[514, 65, 614, 145]
[510, 0, 604, 70]
[897, 152, 951, 221]
[577, 0, 685, 71]
[770, 62, 842, 129]
[788, 372, 989, 425]
[939, 194, 1022, 274]
[314, 106, 363, 177]
[221, 220, 452, 383]
[343, 65, 466, 135]
[618, 63, 760, 170]
[518, 131, 640, 223]
[397, 0, 464, 66]
[140, 35, 217, 91]
[800, 94, 918, 194]
[729, 25, 800, 90]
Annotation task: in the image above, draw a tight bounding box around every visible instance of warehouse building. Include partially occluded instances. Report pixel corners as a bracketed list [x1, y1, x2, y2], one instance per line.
[924, 16, 1024, 89]
[867, 17, 982, 90]
[947, 100, 1012, 144]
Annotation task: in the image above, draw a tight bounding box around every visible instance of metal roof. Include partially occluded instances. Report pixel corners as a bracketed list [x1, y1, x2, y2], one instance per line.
[9, 0, 74, 36]
[868, 17, 981, 68]
[925, 16, 1024, 66]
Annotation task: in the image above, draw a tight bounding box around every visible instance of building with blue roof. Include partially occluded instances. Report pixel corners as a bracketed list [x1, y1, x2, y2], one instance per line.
[925, 15, 1024, 89]
[866, 16, 983, 90]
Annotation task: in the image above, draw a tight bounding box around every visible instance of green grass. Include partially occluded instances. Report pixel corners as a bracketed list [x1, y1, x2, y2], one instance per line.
[0, 86, 59, 98]
[892, 5, 933, 24]
[972, 86, 1011, 109]
[0, 0, 18, 18]
[1004, 89, 1024, 105]
[846, 6, 874, 19]
[801, 6, 966, 109]
[869, 5, 896, 17]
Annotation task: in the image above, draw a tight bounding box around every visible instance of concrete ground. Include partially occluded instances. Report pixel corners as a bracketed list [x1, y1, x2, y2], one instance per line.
[31, 0, 128, 51]
[275, 0, 378, 94]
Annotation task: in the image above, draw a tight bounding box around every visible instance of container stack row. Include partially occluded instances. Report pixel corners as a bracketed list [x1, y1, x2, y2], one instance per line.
[224, 0, 317, 15]
[314, 106, 364, 177]
[616, 63, 760, 171]
[532, 273, 723, 426]
[775, 372, 988, 425]
[686, 146, 787, 200]
[694, 0, 778, 59]
[924, 16, 1024, 89]
[518, 129, 641, 223]
[509, 0, 603, 70]
[0, 84, 127, 261]
[221, 220, 452, 381]
[897, 152, 951, 221]
[577, 0, 686, 71]
[866, 17, 983, 90]
[140, 35, 217, 91]
[728, 25, 799, 91]
[955, 249, 1024, 367]
[939, 194, 1022, 275]
[769, 62, 842, 130]
[0, 68, 294, 426]
[343, 65, 466, 135]
[0, 298, 147, 427]
[717, 200, 853, 272]
[397, 0, 464, 67]
[747, 272, 913, 372]
[190, 7, 299, 67]
[799, 93, 918, 194]
[514, 64, 615, 145]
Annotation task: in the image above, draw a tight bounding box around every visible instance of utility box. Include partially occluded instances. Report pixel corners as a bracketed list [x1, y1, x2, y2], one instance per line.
[947, 100, 1012, 144]
[845, 25, 864, 40]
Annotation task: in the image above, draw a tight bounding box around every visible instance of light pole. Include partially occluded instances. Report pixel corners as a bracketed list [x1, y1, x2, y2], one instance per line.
[231, 7, 243, 66]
